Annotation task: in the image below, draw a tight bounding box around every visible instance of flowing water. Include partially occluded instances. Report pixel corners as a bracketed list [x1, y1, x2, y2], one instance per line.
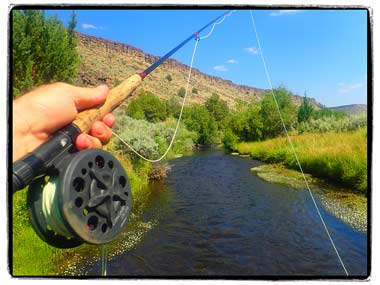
[86, 149, 367, 277]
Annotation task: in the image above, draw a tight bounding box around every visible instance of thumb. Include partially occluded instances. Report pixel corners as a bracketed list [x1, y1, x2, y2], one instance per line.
[72, 85, 109, 111]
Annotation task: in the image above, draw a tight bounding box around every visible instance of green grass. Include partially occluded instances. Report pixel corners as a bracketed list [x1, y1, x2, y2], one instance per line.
[235, 128, 367, 193]
[12, 188, 62, 276]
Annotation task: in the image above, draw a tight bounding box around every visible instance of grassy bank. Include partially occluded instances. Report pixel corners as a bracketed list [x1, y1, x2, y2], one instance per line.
[235, 128, 367, 193]
[12, 188, 62, 276]
[12, 153, 151, 276]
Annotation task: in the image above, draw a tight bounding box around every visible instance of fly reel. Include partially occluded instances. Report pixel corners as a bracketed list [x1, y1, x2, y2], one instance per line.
[27, 149, 132, 248]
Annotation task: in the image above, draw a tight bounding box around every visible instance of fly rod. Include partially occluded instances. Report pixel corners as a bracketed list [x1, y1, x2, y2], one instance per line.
[13, 10, 232, 193]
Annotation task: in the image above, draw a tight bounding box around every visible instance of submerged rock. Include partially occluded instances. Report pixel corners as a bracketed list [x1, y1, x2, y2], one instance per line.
[250, 164, 315, 189]
[239, 154, 250, 157]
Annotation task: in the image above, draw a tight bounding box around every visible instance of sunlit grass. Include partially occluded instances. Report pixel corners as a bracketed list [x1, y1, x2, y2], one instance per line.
[235, 128, 367, 193]
[12, 188, 62, 276]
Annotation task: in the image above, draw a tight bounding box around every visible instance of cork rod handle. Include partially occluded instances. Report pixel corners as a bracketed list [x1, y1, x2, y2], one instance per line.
[72, 74, 143, 133]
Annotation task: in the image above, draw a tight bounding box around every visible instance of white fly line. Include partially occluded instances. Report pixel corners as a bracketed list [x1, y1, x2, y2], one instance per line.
[248, 10, 349, 276]
[199, 10, 235, 40]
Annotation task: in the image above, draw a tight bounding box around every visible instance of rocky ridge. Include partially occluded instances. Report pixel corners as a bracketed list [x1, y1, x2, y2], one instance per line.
[76, 33, 322, 108]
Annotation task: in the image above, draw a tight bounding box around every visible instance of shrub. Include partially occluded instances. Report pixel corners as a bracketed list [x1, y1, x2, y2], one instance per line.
[297, 95, 314, 123]
[126, 90, 167, 123]
[205, 93, 229, 127]
[166, 96, 181, 118]
[298, 114, 367, 134]
[183, 105, 218, 145]
[178, 87, 186, 98]
[222, 129, 239, 150]
[112, 115, 196, 161]
[166, 74, 172, 82]
[114, 78, 122, 86]
[260, 87, 297, 139]
[192, 87, 198, 94]
[229, 105, 263, 142]
[12, 10, 79, 97]
[312, 107, 347, 120]
[148, 163, 171, 180]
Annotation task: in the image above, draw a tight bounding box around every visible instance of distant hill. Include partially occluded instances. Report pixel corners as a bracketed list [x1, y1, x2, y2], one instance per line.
[76, 33, 323, 109]
[330, 104, 367, 116]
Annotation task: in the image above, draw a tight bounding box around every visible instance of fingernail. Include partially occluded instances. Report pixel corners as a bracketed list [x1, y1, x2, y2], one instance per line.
[97, 85, 108, 94]
[82, 136, 91, 148]
[95, 126, 105, 137]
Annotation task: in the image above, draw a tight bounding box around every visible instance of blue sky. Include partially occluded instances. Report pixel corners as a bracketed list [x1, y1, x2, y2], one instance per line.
[46, 8, 368, 107]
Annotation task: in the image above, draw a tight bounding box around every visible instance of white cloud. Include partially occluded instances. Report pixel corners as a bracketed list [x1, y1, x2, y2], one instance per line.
[82, 23, 104, 30]
[338, 82, 364, 94]
[244, 47, 259, 56]
[213, 65, 228, 72]
[269, 10, 301, 17]
[226, 59, 238, 64]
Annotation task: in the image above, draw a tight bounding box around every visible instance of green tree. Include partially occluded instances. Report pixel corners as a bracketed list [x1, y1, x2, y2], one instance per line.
[67, 11, 77, 48]
[183, 105, 217, 145]
[192, 87, 198, 94]
[126, 91, 167, 123]
[166, 74, 173, 82]
[297, 95, 314, 123]
[312, 107, 347, 120]
[12, 10, 80, 97]
[222, 128, 239, 150]
[260, 87, 296, 139]
[166, 96, 181, 118]
[205, 93, 229, 129]
[125, 100, 145, 120]
[229, 104, 263, 141]
[178, 87, 186, 98]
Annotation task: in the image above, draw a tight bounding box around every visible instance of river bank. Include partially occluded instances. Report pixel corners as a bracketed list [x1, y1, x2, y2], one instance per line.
[234, 128, 367, 194]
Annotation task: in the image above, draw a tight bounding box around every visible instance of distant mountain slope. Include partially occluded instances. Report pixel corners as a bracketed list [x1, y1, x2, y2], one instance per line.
[330, 104, 367, 116]
[76, 33, 322, 109]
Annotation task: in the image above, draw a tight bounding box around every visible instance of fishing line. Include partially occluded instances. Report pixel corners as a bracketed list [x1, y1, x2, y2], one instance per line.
[112, 13, 231, 163]
[101, 245, 108, 276]
[248, 10, 349, 276]
[199, 10, 235, 40]
[42, 177, 72, 237]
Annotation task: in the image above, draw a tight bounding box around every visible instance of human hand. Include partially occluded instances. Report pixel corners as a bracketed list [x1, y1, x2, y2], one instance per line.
[13, 82, 115, 162]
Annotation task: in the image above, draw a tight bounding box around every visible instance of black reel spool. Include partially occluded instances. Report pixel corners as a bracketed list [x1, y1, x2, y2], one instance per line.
[27, 149, 132, 248]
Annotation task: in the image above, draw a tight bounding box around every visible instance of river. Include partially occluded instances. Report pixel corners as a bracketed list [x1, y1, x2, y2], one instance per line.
[85, 149, 368, 277]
